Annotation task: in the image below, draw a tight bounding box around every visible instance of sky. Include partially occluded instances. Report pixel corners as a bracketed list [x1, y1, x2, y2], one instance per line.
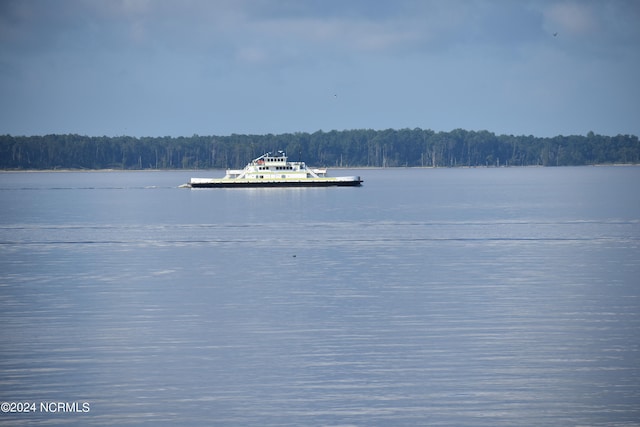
[0, 0, 639, 138]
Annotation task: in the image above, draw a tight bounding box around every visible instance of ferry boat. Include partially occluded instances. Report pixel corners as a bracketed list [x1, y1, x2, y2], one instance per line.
[184, 151, 363, 188]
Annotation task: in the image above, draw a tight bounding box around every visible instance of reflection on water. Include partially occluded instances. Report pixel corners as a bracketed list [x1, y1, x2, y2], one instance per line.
[1, 167, 639, 426]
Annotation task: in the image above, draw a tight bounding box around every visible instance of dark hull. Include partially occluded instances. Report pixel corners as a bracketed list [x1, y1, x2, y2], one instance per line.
[190, 179, 362, 188]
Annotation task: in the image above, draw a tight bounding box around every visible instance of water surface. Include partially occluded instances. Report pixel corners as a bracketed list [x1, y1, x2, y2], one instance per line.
[1, 167, 639, 426]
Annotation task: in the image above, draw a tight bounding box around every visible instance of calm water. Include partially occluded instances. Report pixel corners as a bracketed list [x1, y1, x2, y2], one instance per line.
[1, 167, 639, 426]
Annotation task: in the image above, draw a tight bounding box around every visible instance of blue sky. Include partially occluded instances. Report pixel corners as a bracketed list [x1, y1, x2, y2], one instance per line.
[1, 0, 638, 137]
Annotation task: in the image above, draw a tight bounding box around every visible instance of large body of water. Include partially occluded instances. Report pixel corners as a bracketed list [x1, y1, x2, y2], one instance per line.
[1, 166, 639, 426]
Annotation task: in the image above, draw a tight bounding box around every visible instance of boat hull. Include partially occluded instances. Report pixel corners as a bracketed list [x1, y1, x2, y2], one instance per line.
[189, 177, 362, 188]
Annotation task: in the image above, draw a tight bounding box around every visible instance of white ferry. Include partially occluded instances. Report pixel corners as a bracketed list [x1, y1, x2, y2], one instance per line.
[184, 151, 362, 188]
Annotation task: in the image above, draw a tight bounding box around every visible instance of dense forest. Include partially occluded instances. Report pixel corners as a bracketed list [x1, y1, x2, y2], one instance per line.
[1, 129, 638, 170]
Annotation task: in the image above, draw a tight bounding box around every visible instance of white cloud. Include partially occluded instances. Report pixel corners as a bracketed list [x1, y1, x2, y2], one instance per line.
[542, 1, 598, 36]
[235, 46, 270, 64]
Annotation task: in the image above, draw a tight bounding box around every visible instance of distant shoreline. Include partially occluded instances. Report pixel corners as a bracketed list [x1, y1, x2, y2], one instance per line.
[3, 131, 638, 169]
[2, 164, 638, 173]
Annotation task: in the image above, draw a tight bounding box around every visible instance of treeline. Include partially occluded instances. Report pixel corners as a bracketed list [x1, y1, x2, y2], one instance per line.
[1, 129, 639, 170]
